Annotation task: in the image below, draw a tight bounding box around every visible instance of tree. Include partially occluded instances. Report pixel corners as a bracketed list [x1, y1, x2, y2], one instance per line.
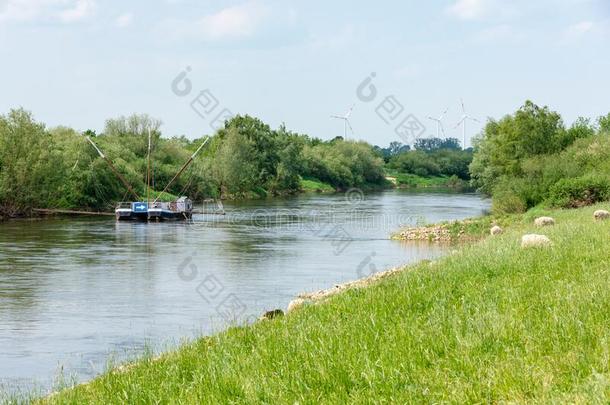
[302, 140, 385, 189]
[470, 101, 567, 193]
[598, 113, 610, 134]
[414, 137, 461, 152]
[374, 142, 411, 162]
[438, 138, 461, 150]
[0, 109, 68, 214]
[218, 115, 279, 189]
[214, 127, 259, 197]
[271, 126, 304, 193]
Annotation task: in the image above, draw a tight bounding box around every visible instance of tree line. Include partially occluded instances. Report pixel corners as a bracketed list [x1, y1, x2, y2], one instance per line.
[4, 101, 600, 218]
[0, 110, 392, 216]
[470, 100, 610, 213]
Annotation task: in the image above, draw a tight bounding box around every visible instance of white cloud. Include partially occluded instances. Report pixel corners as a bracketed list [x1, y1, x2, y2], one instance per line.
[446, 0, 493, 20]
[307, 24, 356, 50]
[160, 0, 301, 44]
[393, 64, 420, 79]
[58, 0, 94, 22]
[115, 12, 133, 28]
[0, 0, 95, 23]
[196, 1, 269, 40]
[561, 20, 609, 44]
[0, 0, 51, 22]
[475, 24, 525, 42]
[566, 19, 610, 41]
[566, 20, 595, 37]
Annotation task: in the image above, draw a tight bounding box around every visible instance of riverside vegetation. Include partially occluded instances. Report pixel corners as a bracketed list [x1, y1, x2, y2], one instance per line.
[0, 109, 472, 218]
[1, 100, 608, 218]
[470, 101, 610, 213]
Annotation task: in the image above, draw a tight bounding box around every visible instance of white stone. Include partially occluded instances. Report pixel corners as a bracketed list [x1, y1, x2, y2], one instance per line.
[287, 298, 307, 313]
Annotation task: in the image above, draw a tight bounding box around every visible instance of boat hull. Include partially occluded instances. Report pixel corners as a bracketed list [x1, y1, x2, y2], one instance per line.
[115, 199, 193, 221]
[147, 209, 191, 221]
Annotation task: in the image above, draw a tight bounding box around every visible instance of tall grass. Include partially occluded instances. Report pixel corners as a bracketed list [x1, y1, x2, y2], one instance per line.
[45, 204, 610, 403]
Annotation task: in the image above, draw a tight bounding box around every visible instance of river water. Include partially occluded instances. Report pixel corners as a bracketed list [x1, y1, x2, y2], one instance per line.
[0, 190, 489, 394]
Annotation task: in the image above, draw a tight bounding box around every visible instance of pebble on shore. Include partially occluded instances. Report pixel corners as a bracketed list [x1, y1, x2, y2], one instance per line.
[394, 223, 468, 242]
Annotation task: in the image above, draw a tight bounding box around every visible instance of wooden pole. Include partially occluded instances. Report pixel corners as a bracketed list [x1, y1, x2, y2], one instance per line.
[147, 129, 152, 206]
[86, 137, 141, 201]
[153, 137, 209, 203]
[33, 208, 115, 217]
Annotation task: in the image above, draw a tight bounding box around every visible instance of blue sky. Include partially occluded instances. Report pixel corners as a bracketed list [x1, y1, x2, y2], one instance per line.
[0, 0, 608, 146]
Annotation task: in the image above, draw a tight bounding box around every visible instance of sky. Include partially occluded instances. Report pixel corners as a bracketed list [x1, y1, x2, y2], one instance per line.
[0, 0, 609, 147]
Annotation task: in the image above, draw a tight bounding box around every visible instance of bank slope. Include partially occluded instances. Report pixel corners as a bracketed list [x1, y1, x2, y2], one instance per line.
[46, 205, 610, 404]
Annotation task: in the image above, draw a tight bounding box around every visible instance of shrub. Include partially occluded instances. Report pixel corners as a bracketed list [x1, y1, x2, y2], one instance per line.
[547, 174, 610, 208]
[492, 190, 527, 214]
[491, 177, 529, 214]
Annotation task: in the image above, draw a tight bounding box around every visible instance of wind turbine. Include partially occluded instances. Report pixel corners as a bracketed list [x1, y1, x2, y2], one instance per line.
[454, 98, 479, 149]
[331, 104, 355, 139]
[427, 107, 449, 138]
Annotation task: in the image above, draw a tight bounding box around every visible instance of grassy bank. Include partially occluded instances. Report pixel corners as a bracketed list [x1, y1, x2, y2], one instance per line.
[300, 177, 335, 193]
[391, 206, 558, 242]
[41, 204, 610, 403]
[386, 171, 470, 190]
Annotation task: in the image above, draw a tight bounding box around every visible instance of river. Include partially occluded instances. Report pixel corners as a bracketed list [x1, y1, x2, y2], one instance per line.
[0, 190, 489, 394]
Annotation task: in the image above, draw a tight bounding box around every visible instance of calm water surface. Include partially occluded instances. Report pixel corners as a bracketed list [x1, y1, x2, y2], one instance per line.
[0, 190, 489, 393]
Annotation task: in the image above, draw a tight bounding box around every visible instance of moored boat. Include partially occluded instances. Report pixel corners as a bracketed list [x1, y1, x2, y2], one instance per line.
[115, 198, 193, 221]
[86, 134, 208, 223]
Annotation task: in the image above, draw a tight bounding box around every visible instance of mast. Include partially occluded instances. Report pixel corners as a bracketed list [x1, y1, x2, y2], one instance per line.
[147, 128, 152, 206]
[85, 136, 141, 201]
[153, 137, 210, 203]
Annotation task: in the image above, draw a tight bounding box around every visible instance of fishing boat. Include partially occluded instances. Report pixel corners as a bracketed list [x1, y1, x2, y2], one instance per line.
[86, 133, 208, 222]
[113, 199, 193, 221]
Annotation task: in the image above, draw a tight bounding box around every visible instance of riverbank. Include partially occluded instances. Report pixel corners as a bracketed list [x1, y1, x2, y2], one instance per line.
[385, 172, 472, 190]
[37, 202, 610, 403]
[1, 174, 464, 219]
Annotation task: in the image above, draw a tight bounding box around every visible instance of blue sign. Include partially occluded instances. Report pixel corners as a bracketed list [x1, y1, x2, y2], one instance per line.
[132, 202, 148, 212]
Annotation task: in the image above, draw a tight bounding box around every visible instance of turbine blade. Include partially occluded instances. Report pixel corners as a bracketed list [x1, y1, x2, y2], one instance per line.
[345, 104, 355, 118]
[461, 98, 466, 114]
[330, 115, 344, 119]
[454, 117, 466, 128]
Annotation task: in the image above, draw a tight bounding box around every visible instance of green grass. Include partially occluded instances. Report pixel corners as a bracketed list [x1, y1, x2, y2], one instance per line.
[42, 204, 610, 403]
[300, 177, 335, 193]
[385, 171, 469, 189]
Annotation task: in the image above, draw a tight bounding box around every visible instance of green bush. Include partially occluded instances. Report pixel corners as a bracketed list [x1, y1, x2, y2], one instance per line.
[471, 102, 610, 211]
[491, 190, 527, 214]
[548, 174, 610, 208]
[491, 177, 528, 214]
[302, 140, 385, 189]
